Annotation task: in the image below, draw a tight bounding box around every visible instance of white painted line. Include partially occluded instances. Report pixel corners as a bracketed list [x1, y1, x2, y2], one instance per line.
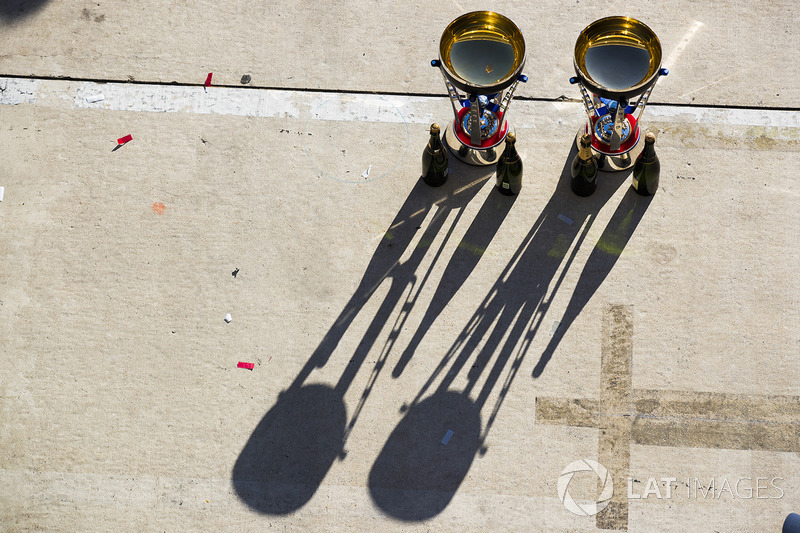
[664, 21, 704, 69]
[558, 214, 573, 225]
[0, 77, 797, 130]
[441, 429, 454, 445]
[448, 0, 464, 12]
[0, 78, 38, 105]
[72, 80, 304, 118]
[677, 68, 753, 101]
[646, 104, 800, 129]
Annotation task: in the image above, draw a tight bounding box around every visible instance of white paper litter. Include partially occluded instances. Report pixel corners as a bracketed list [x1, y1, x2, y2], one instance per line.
[86, 94, 105, 103]
[558, 214, 573, 225]
[224, 313, 232, 323]
[441, 429, 454, 445]
[0, 186, 4, 202]
[361, 164, 372, 178]
[550, 320, 561, 335]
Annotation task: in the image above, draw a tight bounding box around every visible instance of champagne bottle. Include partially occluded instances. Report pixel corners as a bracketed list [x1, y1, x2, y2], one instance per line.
[571, 133, 598, 197]
[422, 123, 449, 187]
[632, 131, 660, 196]
[496, 132, 522, 196]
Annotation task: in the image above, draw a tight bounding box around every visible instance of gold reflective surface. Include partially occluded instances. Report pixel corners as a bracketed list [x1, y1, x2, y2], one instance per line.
[574, 16, 662, 95]
[440, 11, 526, 91]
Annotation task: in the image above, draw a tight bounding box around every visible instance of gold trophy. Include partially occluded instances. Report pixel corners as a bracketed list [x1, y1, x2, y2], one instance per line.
[432, 11, 527, 165]
[570, 17, 668, 171]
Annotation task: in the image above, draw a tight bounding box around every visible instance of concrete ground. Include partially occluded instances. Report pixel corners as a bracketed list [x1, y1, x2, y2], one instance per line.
[1, 1, 798, 531]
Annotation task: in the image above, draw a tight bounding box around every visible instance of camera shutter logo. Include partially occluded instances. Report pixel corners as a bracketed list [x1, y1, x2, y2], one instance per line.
[558, 459, 614, 516]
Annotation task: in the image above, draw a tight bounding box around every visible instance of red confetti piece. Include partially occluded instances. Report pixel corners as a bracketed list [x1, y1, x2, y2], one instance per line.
[117, 134, 133, 145]
[204, 72, 213, 87]
[237, 362, 254, 370]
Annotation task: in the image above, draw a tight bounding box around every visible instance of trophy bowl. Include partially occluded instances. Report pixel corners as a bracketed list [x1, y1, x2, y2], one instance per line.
[432, 11, 528, 165]
[439, 11, 526, 95]
[573, 16, 662, 100]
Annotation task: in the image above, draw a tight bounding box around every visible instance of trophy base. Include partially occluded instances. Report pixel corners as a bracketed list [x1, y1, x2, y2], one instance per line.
[444, 126, 503, 166]
[574, 130, 643, 172]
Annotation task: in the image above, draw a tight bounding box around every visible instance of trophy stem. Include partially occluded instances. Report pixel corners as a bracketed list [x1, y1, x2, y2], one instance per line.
[632, 68, 668, 123]
[497, 74, 526, 133]
[572, 77, 598, 120]
[468, 95, 482, 146]
[610, 97, 628, 152]
[434, 61, 464, 125]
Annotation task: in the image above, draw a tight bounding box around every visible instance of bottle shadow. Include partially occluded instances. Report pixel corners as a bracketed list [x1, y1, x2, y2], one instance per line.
[367, 145, 651, 521]
[232, 158, 507, 515]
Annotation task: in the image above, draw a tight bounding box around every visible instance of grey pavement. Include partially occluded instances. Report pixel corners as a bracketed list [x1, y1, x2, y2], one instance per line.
[0, 1, 798, 531]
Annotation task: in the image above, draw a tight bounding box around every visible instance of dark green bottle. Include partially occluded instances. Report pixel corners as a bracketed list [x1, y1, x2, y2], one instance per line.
[571, 133, 598, 197]
[422, 123, 449, 187]
[496, 132, 522, 195]
[632, 131, 660, 196]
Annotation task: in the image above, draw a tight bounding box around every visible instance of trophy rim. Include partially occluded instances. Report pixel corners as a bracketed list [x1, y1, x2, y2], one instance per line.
[438, 10, 527, 95]
[572, 16, 662, 100]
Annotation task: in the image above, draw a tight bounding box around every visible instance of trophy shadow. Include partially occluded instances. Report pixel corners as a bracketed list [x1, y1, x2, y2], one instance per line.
[532, 163, 653, 377]
[367, 144, 649, 521]
[231, 383, 347, 515]
[231, 142, 650, 519]
[392, 179, 517, 378]
[231, 157, 502, 516]
[368, 389, 481, 521]
[0, 0, 52, 21]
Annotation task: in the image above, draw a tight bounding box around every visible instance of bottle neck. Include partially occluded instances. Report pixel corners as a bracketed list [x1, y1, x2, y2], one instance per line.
[429, 131, 442, 151]
[639, 140, 656, 162]
[578, 143, 593, 162]
[503, 141, 518, 162]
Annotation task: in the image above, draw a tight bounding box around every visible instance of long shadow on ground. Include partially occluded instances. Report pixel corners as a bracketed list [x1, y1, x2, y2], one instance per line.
[0, 0, 51, 21]
[233, 143, 652, 519]
[368, 145, 651, 521]
[232, 159, 500, 514]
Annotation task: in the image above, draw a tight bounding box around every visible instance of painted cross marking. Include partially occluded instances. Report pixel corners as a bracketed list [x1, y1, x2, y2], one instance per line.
[536, 304, 800, 530]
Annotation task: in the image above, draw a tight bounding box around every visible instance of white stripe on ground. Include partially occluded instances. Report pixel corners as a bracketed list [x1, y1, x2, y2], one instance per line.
[664, 20, 705, 70]
[1, 77, 799, 130]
